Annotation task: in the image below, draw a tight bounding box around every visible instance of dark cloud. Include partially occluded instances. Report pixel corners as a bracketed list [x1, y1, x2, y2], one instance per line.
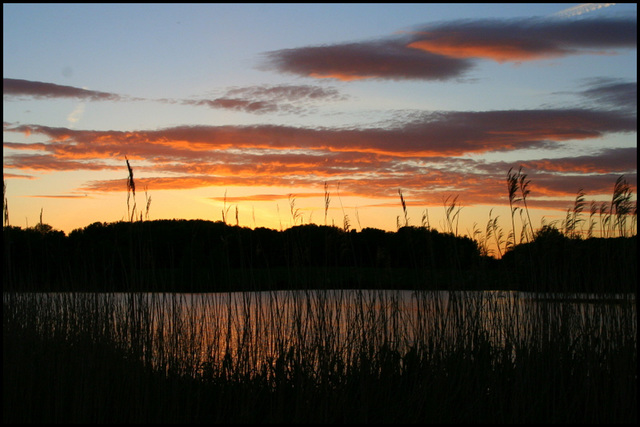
[185, 98, 280, 114]
[387, 108, 636, 155]
[523, 147, 637, 174]
[5, 106, 634, 159]
[223, 84, 346, 102]
[520, 172, 637, 202]
[3, 78, 124, 101]
[4, 79, 344, 116]
[578, 79, 637, 110]
[262, 16, 637, 81]
[183, 84, 347, 114]
[407, 16, 637, 62]
[261, 40, 473, 81]
[469, 147, 636, 180]
[2, 153, 116, 171]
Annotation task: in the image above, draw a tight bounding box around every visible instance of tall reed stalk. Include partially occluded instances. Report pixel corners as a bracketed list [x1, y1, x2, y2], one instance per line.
[324, 181, 331, 226]
[125, 156, 137, 223]
[611, 175, 634, 237]
[398, 188, 409, 228]
[3, 169, 637, 423]
[517, 167, 535, 242]
[4, 289, 634, 423]
[3, 178, 9, 227]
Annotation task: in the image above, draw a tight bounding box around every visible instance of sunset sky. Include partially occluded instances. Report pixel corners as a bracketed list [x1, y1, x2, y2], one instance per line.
[3, 3, 637, 248]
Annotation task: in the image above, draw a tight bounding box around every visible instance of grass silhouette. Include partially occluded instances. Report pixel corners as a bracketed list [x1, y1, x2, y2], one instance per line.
[2, 167, 637, 423]
[3, 289, 636, 423]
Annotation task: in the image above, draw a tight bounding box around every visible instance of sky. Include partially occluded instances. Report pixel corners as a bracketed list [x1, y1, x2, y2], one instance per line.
[3, 3, 637, 252]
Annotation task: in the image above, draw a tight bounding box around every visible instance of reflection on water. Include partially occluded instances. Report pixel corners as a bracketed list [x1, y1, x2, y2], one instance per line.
[4, 289, 636, 377]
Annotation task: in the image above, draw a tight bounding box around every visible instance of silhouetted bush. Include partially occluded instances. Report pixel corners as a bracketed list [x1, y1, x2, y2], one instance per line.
[3, 219, 636, 292]
[501, 225, 637, 292]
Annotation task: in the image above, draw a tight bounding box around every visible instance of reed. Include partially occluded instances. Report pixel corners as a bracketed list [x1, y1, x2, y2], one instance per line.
[517, 167, 535, 242]
[611, 175, 635, 237]
[3, 171, 637, 422]
[324, 181, 330, 226]
[398, 188, 409, 228]
[443, 194, 462, 236]
[562, 189, 586, 238]
[125, 156, 137, 223]
[3, 288, 636, 423]
[506, 167, 521, 249]
[3, 178, 9, 227]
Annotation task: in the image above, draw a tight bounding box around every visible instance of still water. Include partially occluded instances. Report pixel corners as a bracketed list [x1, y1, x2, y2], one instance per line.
[5, 289, 636, 375]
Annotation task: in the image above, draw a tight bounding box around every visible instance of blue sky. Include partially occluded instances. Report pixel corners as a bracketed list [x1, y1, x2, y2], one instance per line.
[3, 3, 637, 252]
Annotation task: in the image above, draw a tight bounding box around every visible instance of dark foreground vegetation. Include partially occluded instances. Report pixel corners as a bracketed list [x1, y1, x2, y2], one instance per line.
[4, 289, 636, 424]
[3, 171, 636, 423]
[3, 219, 637, 293]
[4, 169, 637, 293]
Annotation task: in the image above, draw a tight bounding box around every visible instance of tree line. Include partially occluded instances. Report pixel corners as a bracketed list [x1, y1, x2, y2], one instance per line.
[3, 219, 635, 293]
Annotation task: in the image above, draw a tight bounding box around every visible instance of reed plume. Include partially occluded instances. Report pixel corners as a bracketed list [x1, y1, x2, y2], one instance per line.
[611, 175, 634, 237]
[517, 167, 534, 242]
[563, 189, 586, 238]
[289, 194, 302, 226]
[221, 190, 232, 224]
[324, 182, 331, 226]
[443, 194, 461, 236]
[506, 167, 521, 248]
[398, 188, 409, 228]
[3, 178, 9, 227]
[125, 156, 137, 222]
[486, 209, 504, 258]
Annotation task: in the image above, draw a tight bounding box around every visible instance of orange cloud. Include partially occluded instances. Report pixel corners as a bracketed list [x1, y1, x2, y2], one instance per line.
[264, 16, 636, 80]
[5, 106, 634, 162]
[4, 104, 636, 210]
[522, 148, 637, 174]
[308, 72, 371, 81]
[407, 39, 559, 62]
[404, 17, 636, 64]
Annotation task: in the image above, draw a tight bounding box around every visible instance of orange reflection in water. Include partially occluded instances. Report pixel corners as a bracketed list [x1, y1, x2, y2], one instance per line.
[104, 290, 635, 379]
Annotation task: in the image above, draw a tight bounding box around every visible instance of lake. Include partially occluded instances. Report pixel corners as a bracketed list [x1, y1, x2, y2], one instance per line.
[5, 289, 635, 377]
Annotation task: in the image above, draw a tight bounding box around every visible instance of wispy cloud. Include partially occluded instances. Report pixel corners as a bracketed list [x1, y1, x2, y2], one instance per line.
[262, 15, 636, 80]
[3, 78, 126, 101]
[4, 78, 346, 116]
[182, 84, 348, 114]
[552, 3, 616, 18]
[577, 78, 637, 110]
[67, 102, 85, 127]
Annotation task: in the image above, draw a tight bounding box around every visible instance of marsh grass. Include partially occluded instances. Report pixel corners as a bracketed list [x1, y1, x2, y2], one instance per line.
[3, 167, 637, 422]
[3, 289, 636, 423]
